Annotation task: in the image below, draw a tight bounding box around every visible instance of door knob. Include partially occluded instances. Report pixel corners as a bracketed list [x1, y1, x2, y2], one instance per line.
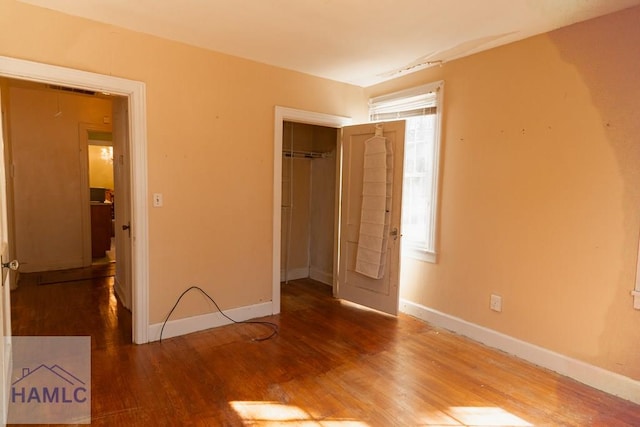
[1, 259, 19, 271]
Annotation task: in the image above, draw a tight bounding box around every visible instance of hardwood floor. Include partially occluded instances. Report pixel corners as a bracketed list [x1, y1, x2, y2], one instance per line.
[9, 276, 640, 426]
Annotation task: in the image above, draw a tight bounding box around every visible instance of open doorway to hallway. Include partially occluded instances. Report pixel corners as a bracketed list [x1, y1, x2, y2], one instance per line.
[0, 77, 132, 342]
[0, 55, 149, 345]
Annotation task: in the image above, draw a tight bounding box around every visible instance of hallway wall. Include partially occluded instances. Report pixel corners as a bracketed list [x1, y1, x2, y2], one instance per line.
[6, 84, 112, 272]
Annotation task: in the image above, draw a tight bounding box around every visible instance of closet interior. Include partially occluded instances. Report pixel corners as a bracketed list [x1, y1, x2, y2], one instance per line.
[281, 121, 338, 286]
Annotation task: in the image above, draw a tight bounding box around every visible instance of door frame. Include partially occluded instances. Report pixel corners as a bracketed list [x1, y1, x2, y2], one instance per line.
[0, 87, 12, 425]
[272, 107, 351, 313]
[0, 56, 150, 344]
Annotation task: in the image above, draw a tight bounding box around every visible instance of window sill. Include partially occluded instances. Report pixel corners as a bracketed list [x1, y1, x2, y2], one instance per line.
[402, 245, 437, 264]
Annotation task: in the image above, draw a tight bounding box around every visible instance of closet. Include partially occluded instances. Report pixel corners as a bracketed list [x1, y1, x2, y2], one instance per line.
[281, 121, 338, 285]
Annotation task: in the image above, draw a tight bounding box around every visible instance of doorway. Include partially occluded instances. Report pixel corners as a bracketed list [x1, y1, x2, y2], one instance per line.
[0, 55, 149, 344]
[85, 127, 116, 267]
[272, 107, 351, 313]
[2, 80, 126, 330]
[281, 121, 337, 286]
[273, 108, 406, 317]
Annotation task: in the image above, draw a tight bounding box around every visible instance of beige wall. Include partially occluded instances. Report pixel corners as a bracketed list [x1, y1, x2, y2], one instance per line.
[367, 6, 640, 380]
[7, 85, 112, 272]
[0, 0, 367, 322]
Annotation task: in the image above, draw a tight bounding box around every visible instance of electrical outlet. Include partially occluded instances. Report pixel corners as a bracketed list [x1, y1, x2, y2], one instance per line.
[490, 294, 502, 312]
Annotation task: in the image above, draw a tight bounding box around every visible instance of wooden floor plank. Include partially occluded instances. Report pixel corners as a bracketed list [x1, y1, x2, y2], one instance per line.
[9, 276, 640, 426]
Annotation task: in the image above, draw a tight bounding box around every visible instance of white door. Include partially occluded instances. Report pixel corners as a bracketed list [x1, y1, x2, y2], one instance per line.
[0, 88, 16, 424]
[337, 121, 405, 315]
[112, 97, 132, 310]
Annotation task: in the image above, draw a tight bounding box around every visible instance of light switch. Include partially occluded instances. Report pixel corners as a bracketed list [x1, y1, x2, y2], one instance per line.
[153, 193, 163, 207]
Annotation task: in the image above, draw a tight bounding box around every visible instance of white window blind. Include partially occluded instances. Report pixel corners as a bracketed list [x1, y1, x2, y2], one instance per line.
[369, 92, 437, 121]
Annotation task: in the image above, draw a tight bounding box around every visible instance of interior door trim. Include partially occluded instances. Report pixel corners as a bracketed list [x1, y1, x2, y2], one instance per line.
[0, 56, 150, 344]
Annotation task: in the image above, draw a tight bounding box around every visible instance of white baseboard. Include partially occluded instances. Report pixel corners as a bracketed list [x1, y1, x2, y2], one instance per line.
[148, 301, 273, 342]
[400, 299, 640, 405]
[309, 267, 332, 286]
[280, 267, 333, 285]
[280, 267, 309, 282]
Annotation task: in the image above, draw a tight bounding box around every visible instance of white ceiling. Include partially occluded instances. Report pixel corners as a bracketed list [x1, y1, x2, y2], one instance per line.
[19, 0, 640, 87]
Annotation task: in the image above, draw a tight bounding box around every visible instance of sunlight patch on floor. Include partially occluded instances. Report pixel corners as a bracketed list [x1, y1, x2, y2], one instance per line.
[230, 401, 370, 426]
[444, 406, 533, 426]
[230, 401, 532, 426]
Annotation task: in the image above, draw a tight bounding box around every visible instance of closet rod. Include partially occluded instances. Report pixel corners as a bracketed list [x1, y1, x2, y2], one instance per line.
[283, 150, 331, 159]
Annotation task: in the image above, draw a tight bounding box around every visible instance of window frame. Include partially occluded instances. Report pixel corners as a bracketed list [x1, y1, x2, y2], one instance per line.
[369, 80, 444, 263]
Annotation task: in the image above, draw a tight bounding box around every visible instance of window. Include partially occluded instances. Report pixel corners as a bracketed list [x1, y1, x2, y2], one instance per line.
[369, 81, 443, 263]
